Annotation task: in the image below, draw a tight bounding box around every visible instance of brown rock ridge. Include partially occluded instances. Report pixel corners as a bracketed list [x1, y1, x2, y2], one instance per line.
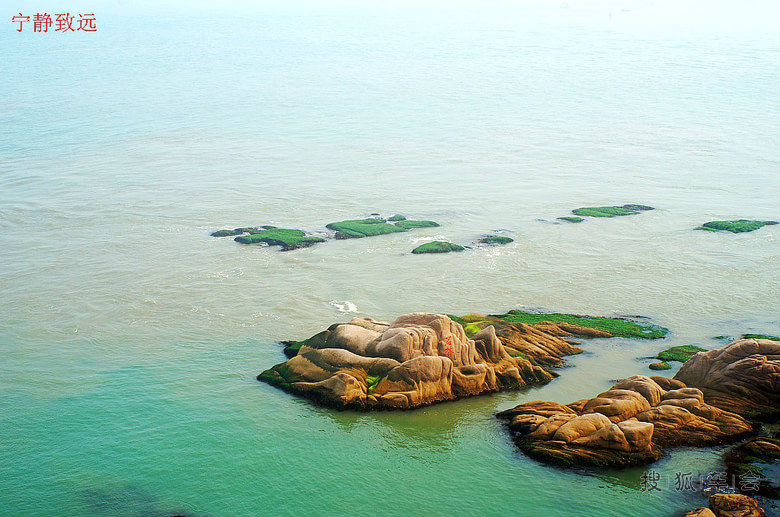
[674, 338, 780, 421]
[498, 374, 754, 467]
[683, 494, 766, 517]
[258, 313, 584, 409]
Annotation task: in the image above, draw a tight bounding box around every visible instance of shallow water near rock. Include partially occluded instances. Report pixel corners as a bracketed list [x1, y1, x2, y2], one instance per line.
[1, 1, 779, 515]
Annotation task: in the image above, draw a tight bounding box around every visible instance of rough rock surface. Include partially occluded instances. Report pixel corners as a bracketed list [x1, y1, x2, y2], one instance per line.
[708, 494, 766, 517]
[498, 374, 753, 467]
[723, 437, 780, 499]
[258, 313, 585, 409]
[674, 338, 780, 420]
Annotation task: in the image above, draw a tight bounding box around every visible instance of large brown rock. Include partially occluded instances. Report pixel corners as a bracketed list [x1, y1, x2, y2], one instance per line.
[708, 494, 766, 517]
[259, 313, 572, 409]
[499, 374, 753, 467]
[674, 338, 780, 420]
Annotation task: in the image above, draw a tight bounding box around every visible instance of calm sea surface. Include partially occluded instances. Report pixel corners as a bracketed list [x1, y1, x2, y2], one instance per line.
[1, 1, 778, 515]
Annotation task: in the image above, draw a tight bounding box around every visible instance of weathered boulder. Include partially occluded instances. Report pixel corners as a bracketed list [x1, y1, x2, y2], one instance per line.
[259, 313, 573, 409]
[674, 338, 780, 420]
[708, 494, 766, 517]
[499, 374, 753, 467]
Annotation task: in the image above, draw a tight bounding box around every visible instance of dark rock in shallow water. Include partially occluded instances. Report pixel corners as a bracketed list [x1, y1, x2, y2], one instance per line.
[259, 313, 592, 410]
[412, 241, 465, 254]
[211, 229, 243, 237]
[557, 216, 584, 223]
[724, 437, 780, 500]
[571, 204, 655, 218]
[742, 333, 780, 341]
[477, 235, 514, 245]
[698, 220, 778, 233]
[233, 228, 325, 251]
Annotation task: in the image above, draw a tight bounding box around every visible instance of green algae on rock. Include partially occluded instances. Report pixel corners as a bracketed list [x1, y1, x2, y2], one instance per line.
[326, 218, 407, 239]
[649, 361, 672, 371]
[557, 216, 584, 223]
[571, 204, 655, 218]
[411, 241, 465, 254]
[211, 225, 278, 237]
[477, 235, 514, 245]
[742, 334, 780, 341]
[325, 217, 439, 239]
[233, 228, 325, 251]
[657, 345, 707, 363]
[697, 220, 779, 233]
[387, 214, 406, 221]
[487, 310, 669, 339]
[393, 219, 440, 230]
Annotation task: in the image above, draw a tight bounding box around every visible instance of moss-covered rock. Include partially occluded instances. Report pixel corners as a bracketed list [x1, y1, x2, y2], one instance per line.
[742, 334, 780, 341]
[211, 225, 278, 237]
[326, 218, 407, 239]
[234, 228, 325, 251]
[325, 217, 439, 238]
[557, 216, 584, 223]
[388, 214, 406, 221]
[490, 310, 669, 339]
[477, 235, 514, 245]
[393, 220, 440, 230]
[571, 204, 654, 218]
[697, 220, 778, 233]
[649, 361, 672, 370]
[657, 345, 706, 363]
[211, 229, 243, 237]
[411, 241, 465, 254]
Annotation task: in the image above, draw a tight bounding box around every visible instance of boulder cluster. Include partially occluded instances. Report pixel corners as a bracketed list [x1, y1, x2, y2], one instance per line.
[259, 312, 587, 409]
[498, 374, 753, 467]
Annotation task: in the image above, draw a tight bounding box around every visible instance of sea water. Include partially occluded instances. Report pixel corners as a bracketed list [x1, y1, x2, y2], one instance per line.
[1, 1, 778, 515]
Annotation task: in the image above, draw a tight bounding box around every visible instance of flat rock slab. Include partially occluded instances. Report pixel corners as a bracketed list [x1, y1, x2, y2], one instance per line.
[698, 220, 778, 233]
[571, 204, 655, 218]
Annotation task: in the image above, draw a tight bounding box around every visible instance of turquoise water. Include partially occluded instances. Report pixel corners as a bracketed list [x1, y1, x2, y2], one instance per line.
[2, 2, 779, 515]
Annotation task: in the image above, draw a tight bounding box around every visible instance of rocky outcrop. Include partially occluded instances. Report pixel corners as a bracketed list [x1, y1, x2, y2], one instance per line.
[674, 338, 780, 420]
[684, 494, 767, 517]
[258, 313, 586, 409]
[498, 375, 754, 467]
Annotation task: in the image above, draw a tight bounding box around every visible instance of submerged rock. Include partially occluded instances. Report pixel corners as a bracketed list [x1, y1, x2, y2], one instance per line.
[477, 235, 514, 245]
[697, 220, 778, 234]
[233, 228, 325, 251]
[674, 338, 780, 420]
[571, 204, 655, 218]
[657, 345, 707, 363]
[259, 312, 589, 410]
[393, 219, 439, 230]
[649, 361, 671, 370]
[724, 437, 780, 500]
[411, 241, 465, 254]
[557, 216, 584, 223]
[498, 374, 754, 467]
